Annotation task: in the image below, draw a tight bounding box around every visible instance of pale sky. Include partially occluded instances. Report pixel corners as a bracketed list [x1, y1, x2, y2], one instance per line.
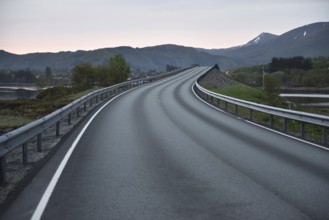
[1, 0, 328, 54]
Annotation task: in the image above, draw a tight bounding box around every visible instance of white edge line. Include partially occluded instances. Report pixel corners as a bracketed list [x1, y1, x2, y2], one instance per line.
[191, 83, 329, 152]
[31, 89, 133, 220]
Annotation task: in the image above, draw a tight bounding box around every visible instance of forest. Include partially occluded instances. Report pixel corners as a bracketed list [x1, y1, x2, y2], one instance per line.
[0, 69, 36, 84]
[228, 57, 329, 88]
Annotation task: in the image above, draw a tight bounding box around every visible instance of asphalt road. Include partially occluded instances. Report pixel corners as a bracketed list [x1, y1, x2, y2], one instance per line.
[3, 67, 329, 219]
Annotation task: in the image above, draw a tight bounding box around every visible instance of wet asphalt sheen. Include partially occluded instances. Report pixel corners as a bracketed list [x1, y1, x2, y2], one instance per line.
[5, 67, 329, 219]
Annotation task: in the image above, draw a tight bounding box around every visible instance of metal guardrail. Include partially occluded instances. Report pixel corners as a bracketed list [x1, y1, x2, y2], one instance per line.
[193, 66, 329, 147]
[0, 67, 190, 185]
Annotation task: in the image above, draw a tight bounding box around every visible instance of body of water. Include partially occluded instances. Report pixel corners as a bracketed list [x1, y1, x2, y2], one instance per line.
[280, 94, 329, 107]
[0, 87, 39, 100]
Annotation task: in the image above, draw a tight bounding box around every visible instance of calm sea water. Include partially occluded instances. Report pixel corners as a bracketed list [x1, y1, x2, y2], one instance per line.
[0, 88, 39, 100]
[280, 94, 329, 107]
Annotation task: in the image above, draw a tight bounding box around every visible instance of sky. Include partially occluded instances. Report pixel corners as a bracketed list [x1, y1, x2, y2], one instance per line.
[0, 0, 328, 54]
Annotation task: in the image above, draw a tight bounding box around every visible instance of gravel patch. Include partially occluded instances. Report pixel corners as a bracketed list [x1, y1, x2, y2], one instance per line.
[199, 68, 239, 88]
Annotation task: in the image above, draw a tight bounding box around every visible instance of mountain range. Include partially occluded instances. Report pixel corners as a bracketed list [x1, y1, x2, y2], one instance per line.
[199, 22, 329, 65]
[0, 22, 328, 72]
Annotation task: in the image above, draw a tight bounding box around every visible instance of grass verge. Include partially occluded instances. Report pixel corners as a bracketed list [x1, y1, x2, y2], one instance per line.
[204, 83, 328, 145]
[209, 84, 266, 104]
[0, 87, 100, 134]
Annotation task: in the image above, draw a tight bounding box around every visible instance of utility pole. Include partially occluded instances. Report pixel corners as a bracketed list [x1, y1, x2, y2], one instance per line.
[262, 65, 265, 90]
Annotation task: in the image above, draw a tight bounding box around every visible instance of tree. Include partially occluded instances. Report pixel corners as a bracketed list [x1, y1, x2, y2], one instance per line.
[166, 64, 178, 72]
[95, 54, 130, 87]
[36, 74, 48, 90]
[12, 69, 36, 83]
[71, 63, 95, 91]
[301, 74, 315, 87]
[108, 54, 130, 84]
[264, 75, 281, 106]
[45, 66, 52, 78]
[71, 54, 130, 90]
[0, 70, 13, 83]
[269, 56, 313, 73]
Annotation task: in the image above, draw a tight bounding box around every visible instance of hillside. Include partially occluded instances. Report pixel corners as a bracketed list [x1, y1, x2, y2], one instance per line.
[0, 45, 241, 72]
[201, 22, 329, 65]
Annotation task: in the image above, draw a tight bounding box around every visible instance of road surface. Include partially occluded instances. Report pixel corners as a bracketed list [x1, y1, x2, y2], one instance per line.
[3, 67, 329, 219]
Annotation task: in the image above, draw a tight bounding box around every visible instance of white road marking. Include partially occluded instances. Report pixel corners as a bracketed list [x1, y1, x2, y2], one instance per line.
[191, 83, 329, 152]
[31, 89, 134, 220]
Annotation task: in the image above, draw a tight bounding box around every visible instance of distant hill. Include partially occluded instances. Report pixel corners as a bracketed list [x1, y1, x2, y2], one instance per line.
[0, 22, 328, 72]
[200, 22, 329, 65]
[0, 45, 242, 72]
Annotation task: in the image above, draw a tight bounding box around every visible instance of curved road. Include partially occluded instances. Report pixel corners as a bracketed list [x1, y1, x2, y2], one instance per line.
[4, 67, 329, 219]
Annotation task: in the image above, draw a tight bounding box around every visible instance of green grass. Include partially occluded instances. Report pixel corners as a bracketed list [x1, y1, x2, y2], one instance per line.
[65, 87, 100, 101]
[0, 86, 102, 134]
[210, 84, 267, 104]
[0, 115, 34, 132]
[205, 83, 328, 145]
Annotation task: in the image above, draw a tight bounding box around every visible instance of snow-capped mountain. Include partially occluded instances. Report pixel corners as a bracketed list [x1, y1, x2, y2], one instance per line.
[200, 22, 329, 65]
[245, 32, 278, 46]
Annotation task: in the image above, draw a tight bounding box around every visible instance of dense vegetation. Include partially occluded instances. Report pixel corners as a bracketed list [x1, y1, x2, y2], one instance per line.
[228, 57, 329, 88]
[268, 56, 313, 72]
[0, 69, 36, 83]
[72, 54, 130, 91]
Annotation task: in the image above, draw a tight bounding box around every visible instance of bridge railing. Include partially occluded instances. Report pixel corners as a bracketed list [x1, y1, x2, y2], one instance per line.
[0, 67, 190, 185]
[193, 66, 329, 147]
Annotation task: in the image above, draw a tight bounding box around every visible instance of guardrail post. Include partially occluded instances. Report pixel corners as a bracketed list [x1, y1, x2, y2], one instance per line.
[249, 109, 253, 121]
[68, 113, 72, 125]
[225, 102, 228, 111]
[96, 95, 98, 103]
[323, 127, 327, 145]
[84, 102, 87, 111]
[283, 118, 287, 132]
[77, 107, 80, 117]
[37, 134, 42, 152]
[270, 115, 274, 128]
[56, 121, 60, 137]
[22, 143, 28, 164]
[301, 122, 305, 138]
[90, 98, 93, 107]
[235, 105, 238, 114]
[0, 156, 6, 185]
